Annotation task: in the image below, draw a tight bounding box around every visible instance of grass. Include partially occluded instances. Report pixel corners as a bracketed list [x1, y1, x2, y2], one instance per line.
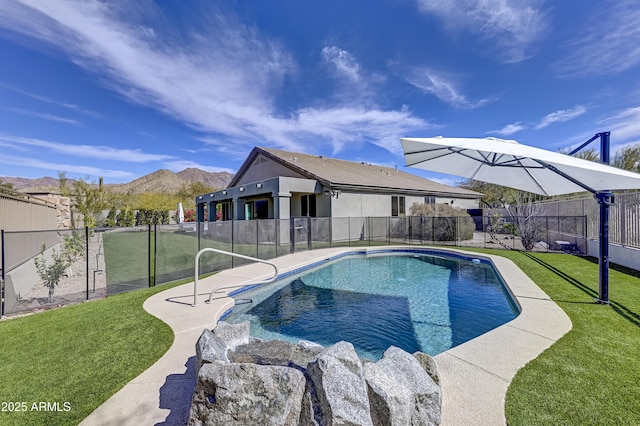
[0, 280, 186, 426]
[2, 245, 639, 424]
[458, 248, 640, 425]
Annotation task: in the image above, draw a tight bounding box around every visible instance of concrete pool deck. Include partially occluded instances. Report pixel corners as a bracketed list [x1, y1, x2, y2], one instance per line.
[80, 246, 572, 426]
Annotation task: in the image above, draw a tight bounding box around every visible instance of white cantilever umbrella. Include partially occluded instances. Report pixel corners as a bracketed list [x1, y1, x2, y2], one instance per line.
[401, 136, 640, 196]
[401, 135, 640, 304]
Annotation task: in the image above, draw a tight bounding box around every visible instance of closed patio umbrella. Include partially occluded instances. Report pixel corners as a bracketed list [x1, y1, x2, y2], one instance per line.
[401, 133, 640, 304]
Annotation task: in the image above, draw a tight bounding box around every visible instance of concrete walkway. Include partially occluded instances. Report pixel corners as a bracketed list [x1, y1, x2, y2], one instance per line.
[80, 247, 571, 426]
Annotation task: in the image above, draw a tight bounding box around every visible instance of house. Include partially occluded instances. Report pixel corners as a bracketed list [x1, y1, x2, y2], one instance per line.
[196, 146, 482, 221]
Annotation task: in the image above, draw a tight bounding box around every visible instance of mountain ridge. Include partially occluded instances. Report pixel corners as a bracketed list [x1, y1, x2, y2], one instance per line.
[0, 169, 234, 194]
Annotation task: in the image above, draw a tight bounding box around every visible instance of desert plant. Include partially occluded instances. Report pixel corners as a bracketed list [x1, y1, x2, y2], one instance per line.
[62, 230, 86, 276]
[507, 192, 546, 251]
[34, 244, 69, 302]
[409, 202, 475, 240]
[105, 207, 117, 227]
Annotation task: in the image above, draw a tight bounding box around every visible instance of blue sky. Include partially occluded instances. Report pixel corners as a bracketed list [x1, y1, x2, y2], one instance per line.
[0, 0, 639, 186]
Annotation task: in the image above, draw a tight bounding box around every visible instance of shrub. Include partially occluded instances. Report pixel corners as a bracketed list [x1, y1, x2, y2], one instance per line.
[409, 203, 475, 241]
[34, 244, 69, 302]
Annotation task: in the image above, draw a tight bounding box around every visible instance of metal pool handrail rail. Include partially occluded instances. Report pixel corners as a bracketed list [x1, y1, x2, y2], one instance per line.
[193, 248, 279, 307]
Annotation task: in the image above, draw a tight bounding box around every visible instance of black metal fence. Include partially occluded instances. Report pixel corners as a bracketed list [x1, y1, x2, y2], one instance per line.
[1, 215, 586, 317]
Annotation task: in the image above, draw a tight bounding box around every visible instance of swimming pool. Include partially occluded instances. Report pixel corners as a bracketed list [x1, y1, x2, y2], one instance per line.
[221, 249, 519, 360]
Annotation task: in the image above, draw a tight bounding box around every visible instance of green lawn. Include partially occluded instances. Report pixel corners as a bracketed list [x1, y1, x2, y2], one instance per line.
[461, 249, 640, 425]
[0, 281, 182, 426]
[1, 246, 639, 425]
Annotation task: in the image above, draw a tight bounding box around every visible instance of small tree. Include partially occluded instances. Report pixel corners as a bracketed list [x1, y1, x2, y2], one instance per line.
[62, 230, 85, 276]
[34, 244, 69, 303]
[506, 192, 546, 250]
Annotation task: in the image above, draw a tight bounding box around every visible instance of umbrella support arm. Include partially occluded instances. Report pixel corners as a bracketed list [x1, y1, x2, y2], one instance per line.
[537, 132, 613, 305]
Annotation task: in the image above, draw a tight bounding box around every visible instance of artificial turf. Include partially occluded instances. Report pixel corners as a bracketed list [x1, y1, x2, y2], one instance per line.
[0, 280, 183, 426]
[463, 249, 640, 425]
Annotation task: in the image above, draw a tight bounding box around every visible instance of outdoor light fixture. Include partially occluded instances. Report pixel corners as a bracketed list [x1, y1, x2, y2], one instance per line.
[222, 190, 227, 195]
[239, 186, 245, 192]
[256, 183, 263, 188]
[323, 189, 340, 198]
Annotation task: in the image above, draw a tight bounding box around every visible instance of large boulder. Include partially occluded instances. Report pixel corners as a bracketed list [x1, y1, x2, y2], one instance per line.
[230, 339, 323, 371]
[413, 352, 440, 386]
[363, 347, 441, 426]
[306, 341, 373, 426]
[188, 362, 306, 426]
[195, 328, 228, 371]
[189, 322, 442, 425]
[212, 320, 250, 351]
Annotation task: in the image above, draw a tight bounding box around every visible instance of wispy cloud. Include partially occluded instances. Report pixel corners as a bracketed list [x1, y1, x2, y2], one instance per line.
[0, 154, 134, 179]
[0, 134, 174, 162]
[0, 1, 431, 156]
[322, 46, 361, 82]
[489, 122, 526, 136]
[6, 107, 81, 125]
[535, 106, 587, 129]
[401, 67, 490, 109]
[554, 0, 640, 77]
[415, 0, 548, 63]
[599, 106, 640, 143]
[488, 105, 587, 136]
[4, 86, 103, 118]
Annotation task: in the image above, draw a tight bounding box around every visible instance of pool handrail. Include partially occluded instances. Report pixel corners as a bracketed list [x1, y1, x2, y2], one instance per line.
[193, 248, 279, 307]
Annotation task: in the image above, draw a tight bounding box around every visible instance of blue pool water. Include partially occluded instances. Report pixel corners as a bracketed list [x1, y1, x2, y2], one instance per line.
[222, 251, 519, 360]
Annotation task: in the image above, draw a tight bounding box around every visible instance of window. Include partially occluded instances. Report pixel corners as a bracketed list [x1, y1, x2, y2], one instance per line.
[301, 194, 317, 217]
[244, 199, 269, 220]
[425, 196, 436, 205]
[391, 196, 405, 216]
[254, 199, 269, 219]
[220, 202, 232, 221]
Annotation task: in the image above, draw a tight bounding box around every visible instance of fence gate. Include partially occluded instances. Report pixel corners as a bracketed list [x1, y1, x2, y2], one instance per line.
[290, 217, 311, 253]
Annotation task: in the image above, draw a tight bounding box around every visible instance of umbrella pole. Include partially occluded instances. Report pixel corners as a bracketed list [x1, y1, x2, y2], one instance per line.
[596, 132, 611, 304]
[596, 192, 613, 304]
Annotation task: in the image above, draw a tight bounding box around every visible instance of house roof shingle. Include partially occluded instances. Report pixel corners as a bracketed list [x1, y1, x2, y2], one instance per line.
[232, 147, 482, 198]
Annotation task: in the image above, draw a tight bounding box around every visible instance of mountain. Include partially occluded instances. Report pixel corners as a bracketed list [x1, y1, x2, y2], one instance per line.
[177, 168, 233, 189]
[1, 169, 233, 194]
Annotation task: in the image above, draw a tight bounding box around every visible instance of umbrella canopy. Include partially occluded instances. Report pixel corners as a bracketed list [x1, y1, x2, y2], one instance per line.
[401, 137, 640, 196]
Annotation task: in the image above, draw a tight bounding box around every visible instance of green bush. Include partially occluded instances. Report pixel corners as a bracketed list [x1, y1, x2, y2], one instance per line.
[409, 203, 476, 241]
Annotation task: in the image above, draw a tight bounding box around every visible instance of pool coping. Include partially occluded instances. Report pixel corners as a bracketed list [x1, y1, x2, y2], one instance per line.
[80, 246, 572, 426]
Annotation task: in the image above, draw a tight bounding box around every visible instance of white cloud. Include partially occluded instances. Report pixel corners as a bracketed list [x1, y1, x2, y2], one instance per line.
[6, 108, 81, 125]
[5, 86, 103, 118]
[0, 1, 430, 156]
[0, 133, 174, 162]
[489, 122, 527, 136]
[0, 154, 134, 179]
[402, 67, 490, 109]
[322, 46, 361, 82]
[416, 0, 548, 63]
[554, 0, 640, 77]
[600, 107, 640, 142]
[535, 105, 587, 129]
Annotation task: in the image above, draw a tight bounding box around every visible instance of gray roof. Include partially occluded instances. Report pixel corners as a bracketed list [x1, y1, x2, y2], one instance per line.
[231, 147, 482, 198]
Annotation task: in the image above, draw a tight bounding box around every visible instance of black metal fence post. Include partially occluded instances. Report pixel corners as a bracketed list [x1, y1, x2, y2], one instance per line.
[153, 222, 157, 286]
[85, 227, 90, 300]
[148, 223, 152, 287]
[1, 229, 5, 317]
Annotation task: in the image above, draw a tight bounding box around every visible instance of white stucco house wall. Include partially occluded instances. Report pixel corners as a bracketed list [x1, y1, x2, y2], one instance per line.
[196, 146, 482, 222]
